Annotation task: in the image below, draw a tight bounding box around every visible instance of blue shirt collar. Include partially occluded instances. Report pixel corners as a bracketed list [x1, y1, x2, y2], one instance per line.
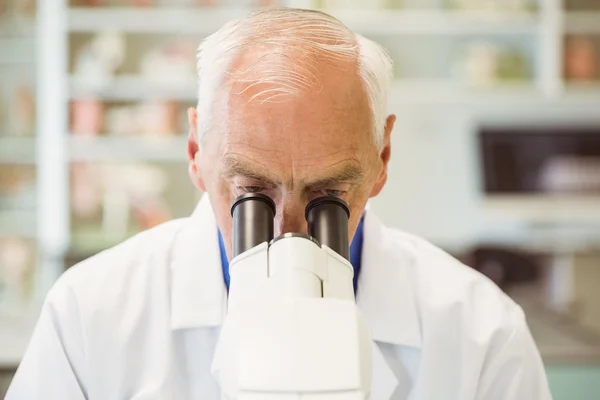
[218, 214, 365, 295]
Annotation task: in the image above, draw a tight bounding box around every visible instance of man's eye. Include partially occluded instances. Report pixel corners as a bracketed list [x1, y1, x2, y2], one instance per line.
[322, 189, 346, 197]
[239, 186, 265, 193]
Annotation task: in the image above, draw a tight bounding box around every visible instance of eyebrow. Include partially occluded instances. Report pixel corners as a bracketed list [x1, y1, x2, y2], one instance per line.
[221, 155, 365, 188]
[221, 156, 280, 186]
[304, 164, 365, 189]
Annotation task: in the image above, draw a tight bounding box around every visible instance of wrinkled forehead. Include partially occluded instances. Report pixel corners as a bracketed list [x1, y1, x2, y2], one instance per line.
[202, 41, 375, 163]
[223, 71, 372, 157]
[226, 42, 361, 103]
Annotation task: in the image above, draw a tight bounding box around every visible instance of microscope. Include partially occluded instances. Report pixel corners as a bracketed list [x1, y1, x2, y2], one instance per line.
[211, 194, 373, 399]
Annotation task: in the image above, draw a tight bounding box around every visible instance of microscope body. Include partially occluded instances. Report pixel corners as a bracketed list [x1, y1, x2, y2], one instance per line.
[211, 195, 373, 400]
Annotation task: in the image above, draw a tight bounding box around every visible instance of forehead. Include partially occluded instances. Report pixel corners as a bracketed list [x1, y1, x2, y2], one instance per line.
[213, 65, 373, 167]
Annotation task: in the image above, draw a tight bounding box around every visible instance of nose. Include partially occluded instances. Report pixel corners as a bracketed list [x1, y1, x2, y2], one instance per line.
[274, 197, 308, 237]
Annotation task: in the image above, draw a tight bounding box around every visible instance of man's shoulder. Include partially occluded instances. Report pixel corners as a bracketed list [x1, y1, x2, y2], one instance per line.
[382, 225, 502, 292]
[375, 227, 549, 396]
[382, 226, 520, 334]
[53, 218, 190, 305]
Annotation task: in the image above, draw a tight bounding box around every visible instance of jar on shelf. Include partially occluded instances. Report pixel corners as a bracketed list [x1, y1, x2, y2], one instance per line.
[565, 36, 598, 82]
[0, 237, 35, 310]
[71, 98, 105, 137]
[11, 85, 36, 137]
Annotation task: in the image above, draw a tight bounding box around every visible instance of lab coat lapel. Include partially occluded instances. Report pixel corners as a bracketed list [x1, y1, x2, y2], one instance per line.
[357, 209, 422, 347]
[370, 342, 400, 399]
[357, 209, 423, 399]
[170, 194, 227, 330]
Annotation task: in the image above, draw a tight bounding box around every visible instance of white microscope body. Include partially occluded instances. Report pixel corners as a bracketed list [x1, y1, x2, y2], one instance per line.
[211, 194, 374, 400]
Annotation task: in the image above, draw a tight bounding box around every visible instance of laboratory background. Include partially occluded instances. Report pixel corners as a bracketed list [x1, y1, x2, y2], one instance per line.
[1, 0, 600, 398]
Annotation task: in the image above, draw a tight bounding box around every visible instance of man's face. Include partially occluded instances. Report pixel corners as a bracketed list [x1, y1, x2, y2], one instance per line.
[188, 56, 394, 260]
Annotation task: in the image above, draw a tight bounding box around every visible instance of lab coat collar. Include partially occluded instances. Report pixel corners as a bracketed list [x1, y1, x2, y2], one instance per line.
[357, 210, 422, 348]
[170, 194, 227, 330]
[170, 195, 422, 349]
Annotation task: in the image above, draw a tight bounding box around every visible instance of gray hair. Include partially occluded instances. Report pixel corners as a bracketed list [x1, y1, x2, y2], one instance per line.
[195, 7, 393, 152]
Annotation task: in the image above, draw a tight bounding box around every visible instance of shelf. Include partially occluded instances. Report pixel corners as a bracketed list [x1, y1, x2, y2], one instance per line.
[334, 9, 540, 36]
[0, 13, 36, 38]
[70, 75, 545, 104]
[391, 80, 600, 106]
[564, 12, 600, 34]
[563, 82, 600, 102]
[389, 80, 543, 106]
[68, 76, 600, 107]
[69, 75, 197, 102]
[0, 38, 35, 64]
[483, 195, 600, 232]
[67, 7, 540, 36]
[0, 137, 36, 165]
[68, 7, 250, 34]
[0, 210, 36, 239]
[69, 135, 188, 162]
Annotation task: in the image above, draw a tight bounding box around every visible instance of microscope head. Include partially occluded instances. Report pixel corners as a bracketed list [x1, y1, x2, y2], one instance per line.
[227, 193, 355, 304]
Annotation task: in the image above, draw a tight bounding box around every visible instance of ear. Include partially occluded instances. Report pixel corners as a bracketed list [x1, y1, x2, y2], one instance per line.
[369, 114, 396, 198]
[187, 107, 206, 192]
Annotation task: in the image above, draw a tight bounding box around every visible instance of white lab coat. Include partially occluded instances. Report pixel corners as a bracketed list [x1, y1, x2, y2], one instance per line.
[7, 195, 552, 399]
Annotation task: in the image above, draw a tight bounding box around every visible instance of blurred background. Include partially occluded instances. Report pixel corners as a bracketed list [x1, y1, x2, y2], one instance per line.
[1, 0, 600, 398]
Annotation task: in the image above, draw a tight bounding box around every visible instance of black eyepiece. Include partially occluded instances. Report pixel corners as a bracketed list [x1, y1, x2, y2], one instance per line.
[231, 193, 276, 258]
[305, 196, 350, 260]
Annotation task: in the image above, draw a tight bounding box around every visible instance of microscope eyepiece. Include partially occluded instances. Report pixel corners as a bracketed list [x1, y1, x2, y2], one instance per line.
[305, 196, 350, 260]
[231, 193, 276, 258]
[230, 194, 350, 260]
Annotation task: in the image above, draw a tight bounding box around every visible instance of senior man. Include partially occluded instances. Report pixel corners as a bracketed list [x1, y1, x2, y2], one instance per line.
[8, 7, 551, 400]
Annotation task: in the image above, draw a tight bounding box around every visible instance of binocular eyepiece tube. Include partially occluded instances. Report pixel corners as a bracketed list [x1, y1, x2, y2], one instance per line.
[230, 193, 276, 258]
[305, 196, 350, 260]
[230, 193, 351, 260]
